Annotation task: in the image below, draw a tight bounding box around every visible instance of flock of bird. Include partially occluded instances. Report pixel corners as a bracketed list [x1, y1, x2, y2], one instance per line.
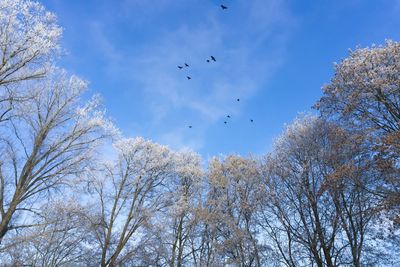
[177, 4, 254, 129]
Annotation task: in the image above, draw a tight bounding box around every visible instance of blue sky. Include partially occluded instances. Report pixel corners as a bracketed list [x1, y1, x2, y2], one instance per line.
[41, 0, 400, 157]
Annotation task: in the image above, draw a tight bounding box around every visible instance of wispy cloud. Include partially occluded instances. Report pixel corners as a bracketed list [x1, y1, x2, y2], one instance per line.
[84, 0, 297, 151]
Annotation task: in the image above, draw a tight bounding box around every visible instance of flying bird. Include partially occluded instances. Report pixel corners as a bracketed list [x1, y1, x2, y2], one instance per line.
[206, 59, 210, 63]
[185, 63, 189, 67]
[187, 76, 192, 80]
[236, 98, 240, 102]
[227, 115, 231, 118]
[188, 125, 193, 128]
[250, 119, 254, 123]
[210, 56, 216, 62]
[221, 4, 228, 10]
[178, 66, 183, 69]
[224, 121, 227, 124]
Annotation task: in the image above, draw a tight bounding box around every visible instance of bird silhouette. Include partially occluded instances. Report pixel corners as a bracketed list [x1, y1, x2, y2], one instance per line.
[224, 121, 227, 124]
[206, 59, 210, 63]
[178, 66, 183, 69]
[221, 4, 228, 10]
[227, 115, 231, 118]
[188, 125, 193, 128]
[185, 63, 189, 67]
[211, 56, 216, 62]
[187, 76, 192, 80]
[237, 98, 240, 102]
[250, 119, 254, 123]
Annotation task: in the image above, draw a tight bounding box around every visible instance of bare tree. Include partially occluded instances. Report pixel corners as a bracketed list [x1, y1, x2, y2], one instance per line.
[163, 150, 203, 267]
[127, 150, 205, 267]
[0, 0, 61, 124]
[86, 137, 176, 266]
[1, 199, 95, 266]
[0, 0, 61, 87]
[259, 115, 379, 266]
[315, 40, 400, 209]
[0, 69, 109, 244]
[205, 155, 264, 266]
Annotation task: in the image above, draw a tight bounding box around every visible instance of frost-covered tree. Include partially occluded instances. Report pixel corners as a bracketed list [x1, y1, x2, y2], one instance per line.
[86, 137, 177, 267]
[162, 150, 203, 267]
[129, 150, 205, 267]
[0, 0, 61, 87]
[0, 69, 109, 244]
[315, 40, 400, 209]
[205, 155, 265, 266]
[0, 0, 61, 123]
[260, 115, 380, 267]
[1, 200, 94, 266]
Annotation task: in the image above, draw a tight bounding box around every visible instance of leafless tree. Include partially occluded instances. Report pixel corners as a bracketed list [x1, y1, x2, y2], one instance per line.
[315, 40, 400, 210]
[86, 137, 177, 266]
[205, 155, 265, 266]
[260, 115, 380, 266]
[0, 70, 109, 245]
[0, 0, 61, 123]
[163, 151, 203, 267]
[0, 0, 61, 87]
[1, 199, 95, 266]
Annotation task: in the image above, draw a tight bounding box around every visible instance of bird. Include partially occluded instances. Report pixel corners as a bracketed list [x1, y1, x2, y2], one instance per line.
[210, 56, 216, 62]
[227, 115, 231, 118]
[237, 98, 240, 102]
[224, 121, 227, 124]
[187, 76, 192, 80]
[250, 119, 254, 123]
[206, 59, 210, 63]
[178, 66, 183, 69]
[188, 125, 193, 128]
[185, 63, 189, 67]
[221, 4, 228, 10]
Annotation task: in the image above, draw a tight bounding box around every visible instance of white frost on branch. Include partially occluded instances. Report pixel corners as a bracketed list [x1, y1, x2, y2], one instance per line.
[0, 0, 62, 86]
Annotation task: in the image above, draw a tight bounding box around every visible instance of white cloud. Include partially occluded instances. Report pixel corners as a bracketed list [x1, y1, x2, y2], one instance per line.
[83, 0, 297, 151]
